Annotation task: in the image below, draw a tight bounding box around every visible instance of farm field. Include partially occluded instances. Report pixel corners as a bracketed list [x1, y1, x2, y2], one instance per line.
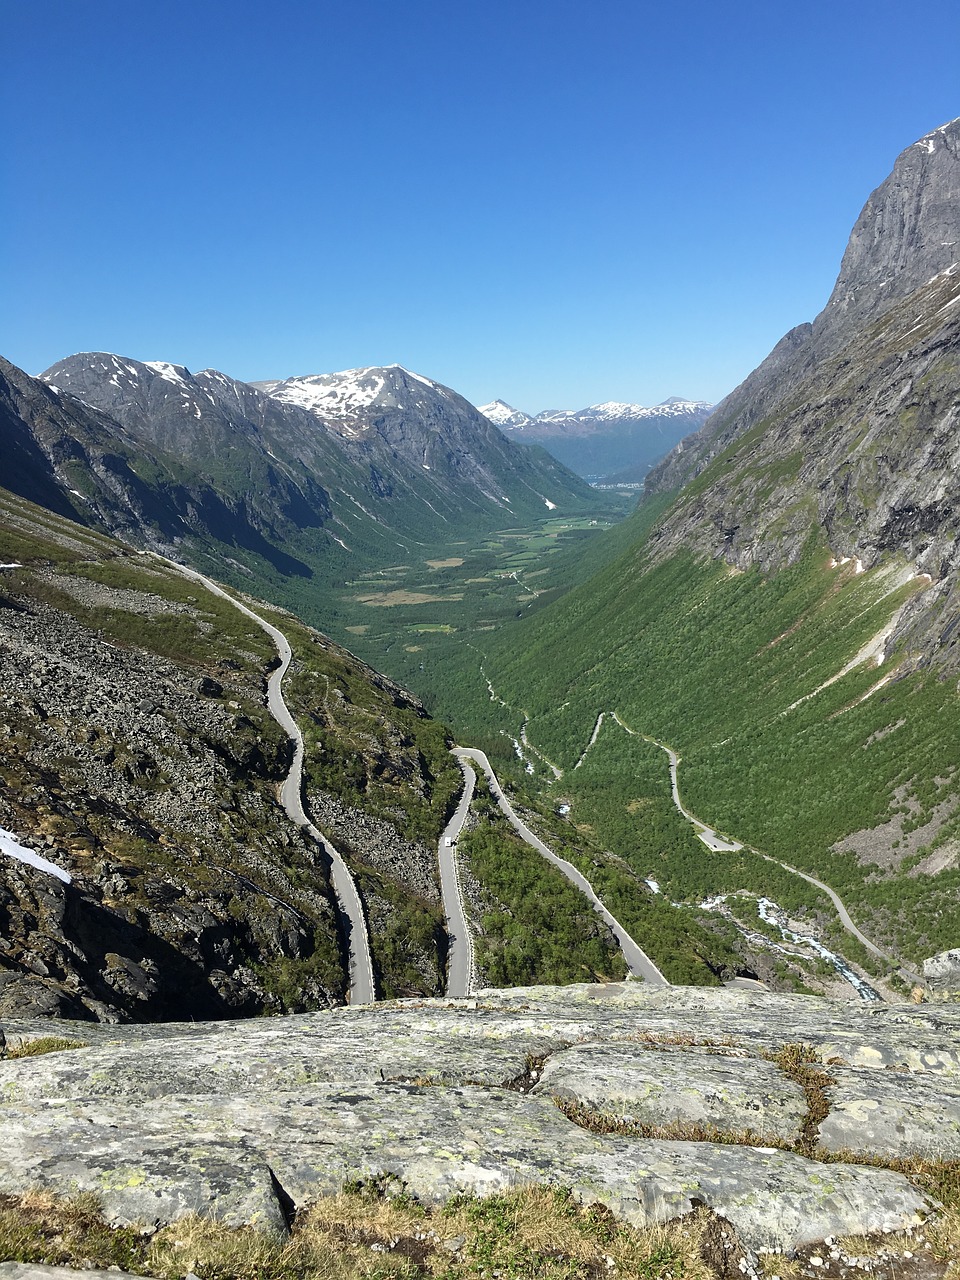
[320, 497, 635, 698]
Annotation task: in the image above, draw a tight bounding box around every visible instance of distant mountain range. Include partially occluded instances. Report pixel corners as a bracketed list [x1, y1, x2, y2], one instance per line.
[477, 396, 713, 481]
[0, 353, 601, 615]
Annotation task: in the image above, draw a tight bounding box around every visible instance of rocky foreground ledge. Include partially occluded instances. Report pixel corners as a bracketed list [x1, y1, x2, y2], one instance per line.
[2, 983, 959, 1258]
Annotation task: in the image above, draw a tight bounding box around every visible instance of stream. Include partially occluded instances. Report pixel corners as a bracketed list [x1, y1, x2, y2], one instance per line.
[700, 892, 882, 1002]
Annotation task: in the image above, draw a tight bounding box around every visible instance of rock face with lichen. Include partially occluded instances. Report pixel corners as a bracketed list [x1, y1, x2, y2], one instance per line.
[0, 982, 955, 1255]
[923, 948, 960, 996]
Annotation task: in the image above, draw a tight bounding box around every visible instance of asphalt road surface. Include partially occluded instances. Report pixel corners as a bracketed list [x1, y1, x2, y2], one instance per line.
[438, 756, 477, 997]
[453, 746, 669, 986]
[158, 559, 376, 1005]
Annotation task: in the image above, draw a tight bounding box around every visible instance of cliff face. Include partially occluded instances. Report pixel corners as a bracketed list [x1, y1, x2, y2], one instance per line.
[645, 119, 960, 669]
[653, 118, 960, 496]
[820, 119, 960, 343]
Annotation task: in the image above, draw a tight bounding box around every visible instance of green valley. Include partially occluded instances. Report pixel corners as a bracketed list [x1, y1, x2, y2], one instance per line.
[431, 526, 960, 974]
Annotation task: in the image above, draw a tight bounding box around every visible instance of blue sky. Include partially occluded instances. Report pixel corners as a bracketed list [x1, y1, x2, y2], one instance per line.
[3, 0, 958, 411]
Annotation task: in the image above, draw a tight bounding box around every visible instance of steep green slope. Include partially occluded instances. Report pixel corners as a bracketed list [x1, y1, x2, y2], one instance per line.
[416, 122, 960, 982]
[475, 504, 957, 969]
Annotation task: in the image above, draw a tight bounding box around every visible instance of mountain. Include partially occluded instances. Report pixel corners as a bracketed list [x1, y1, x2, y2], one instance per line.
[465, 118, 960, 978]
[0, 483, 472, 1020]
[0, 352, 609, 642]
[476, 398, 535, 430]
[650, 119, 960, 494]
[643, 118, 960, 662]
[40, 356, 596, 547]
[479, 396, 714, 480]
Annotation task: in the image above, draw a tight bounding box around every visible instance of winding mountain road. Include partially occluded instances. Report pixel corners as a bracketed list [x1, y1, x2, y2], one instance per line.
[453, 746, 669, 986]
[611, 713, 916, 983]
[159, 559, 376, 1006]
[611, 714, 742, 852]
[437, 756, 477, 997]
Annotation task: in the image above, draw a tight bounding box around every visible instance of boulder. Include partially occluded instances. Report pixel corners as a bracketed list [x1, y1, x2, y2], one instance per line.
[923, 948, 960, 994]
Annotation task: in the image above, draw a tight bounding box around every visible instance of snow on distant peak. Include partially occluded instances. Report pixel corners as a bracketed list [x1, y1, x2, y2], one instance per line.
[477, 399, 533, 429]
[261, 364, 449, 422]
[264, 368, 386, 417]
[914, 118, 960, 155]
[479, 395, 713, 431]
[586, 401, 641, 417]
[534, 400, 712, 425]
[145, 361, 191, 385]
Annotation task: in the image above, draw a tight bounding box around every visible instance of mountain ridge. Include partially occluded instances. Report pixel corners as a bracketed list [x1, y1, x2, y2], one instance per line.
[649, 117, 960, 500]
[478, 396, 714, 481]
[41, 352, 595, 526]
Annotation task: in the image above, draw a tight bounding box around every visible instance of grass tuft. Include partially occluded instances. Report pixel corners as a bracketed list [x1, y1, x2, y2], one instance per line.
[553, 1095, 779, 1150]
[0, 1182, 716, 1280]
[5, 1037, 86, 1059]
[764, 1042, 835, 1154]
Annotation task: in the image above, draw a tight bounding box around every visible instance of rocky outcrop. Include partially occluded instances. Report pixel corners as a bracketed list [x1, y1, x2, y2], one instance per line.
[923, 948, 960, 995]
[641, 119, 960, 669]
[0, 983, 953, 1255]
[819, 120, 960, 344]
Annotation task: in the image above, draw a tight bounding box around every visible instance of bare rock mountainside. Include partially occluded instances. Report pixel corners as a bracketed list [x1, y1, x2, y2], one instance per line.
[647, 118, 960, 666]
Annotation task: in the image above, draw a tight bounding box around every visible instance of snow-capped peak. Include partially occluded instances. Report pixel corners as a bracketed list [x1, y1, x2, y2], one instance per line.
[144, 360, 191, 385]
[479, 395, 714, 433]
[386, 364, 440, 390]
[550, 399, 712, 423]
[477, 399, 533, 429]
[258, 365, 452, 430]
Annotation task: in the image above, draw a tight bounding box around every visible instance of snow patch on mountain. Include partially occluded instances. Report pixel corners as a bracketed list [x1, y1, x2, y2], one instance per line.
[258, 365, 449, 427]
[914, 117, 960, 155]
[144, 361, 190, 386]
[479, 396, 713, 429]
[1, 827, 71, 884]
